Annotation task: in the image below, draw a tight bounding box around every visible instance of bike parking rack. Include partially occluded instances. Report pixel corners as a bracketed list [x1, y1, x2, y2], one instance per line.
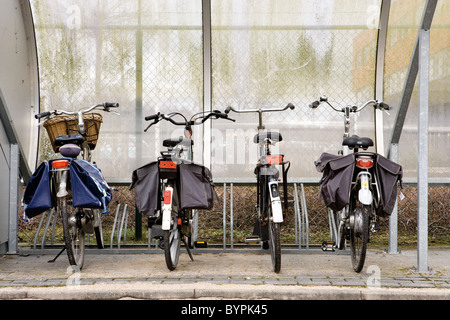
[30, 183, 310, 253]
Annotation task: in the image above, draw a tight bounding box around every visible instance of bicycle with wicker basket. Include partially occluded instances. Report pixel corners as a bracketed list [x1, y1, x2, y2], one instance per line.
[23, 102, 119, 270]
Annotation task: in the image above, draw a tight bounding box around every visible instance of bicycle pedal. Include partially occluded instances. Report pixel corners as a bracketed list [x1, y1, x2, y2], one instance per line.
[245, 235, 261, 244]
[194, 241, 207, 248]
[321, 240, 336, 252]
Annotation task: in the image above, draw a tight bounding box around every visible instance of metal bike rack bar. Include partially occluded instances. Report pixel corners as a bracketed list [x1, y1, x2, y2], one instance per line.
[300, 184, 310, 249]
[110, 204, 129, 249]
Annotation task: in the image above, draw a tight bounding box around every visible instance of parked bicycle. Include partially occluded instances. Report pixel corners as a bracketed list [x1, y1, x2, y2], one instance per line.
[224, 103, 295, 273]
[310, 96, 402, 272]
[24, 102, 119, 270]
[131, 110, 234, 271]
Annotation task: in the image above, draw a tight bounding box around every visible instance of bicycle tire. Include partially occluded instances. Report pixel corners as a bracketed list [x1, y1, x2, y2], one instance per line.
[350, 205, 369, 273]
[269, 219, 281, 273]
[60, 197, 85, 269]
[163, 220, 181, 271]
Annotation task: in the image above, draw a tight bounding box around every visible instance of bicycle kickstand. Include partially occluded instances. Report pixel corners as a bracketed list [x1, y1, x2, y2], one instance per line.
[182, 239, 194, 262]
[48, 247, 66, 263]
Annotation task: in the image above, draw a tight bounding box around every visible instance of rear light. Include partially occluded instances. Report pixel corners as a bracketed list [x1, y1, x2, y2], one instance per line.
[356, 158, 373, 169]
[160, 161, 177, 169]
[265, 155, 283, 165]
[51, 160, 69, 169]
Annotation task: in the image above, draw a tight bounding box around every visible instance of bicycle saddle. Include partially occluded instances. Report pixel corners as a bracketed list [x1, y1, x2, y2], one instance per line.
[163, 136, 193, 148]
[342, 135, 373, 150]
[55, 134, 85, 146]
[163, 136, 183, 148]
[253, 131, 282, 144]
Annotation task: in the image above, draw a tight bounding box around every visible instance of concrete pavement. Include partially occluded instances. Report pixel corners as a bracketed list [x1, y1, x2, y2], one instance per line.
[0, 246, 449, 300]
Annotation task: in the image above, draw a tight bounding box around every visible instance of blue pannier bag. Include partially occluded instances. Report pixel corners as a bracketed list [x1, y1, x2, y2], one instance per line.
[23, 161, 53, 219]
[69, 159, 114, 213]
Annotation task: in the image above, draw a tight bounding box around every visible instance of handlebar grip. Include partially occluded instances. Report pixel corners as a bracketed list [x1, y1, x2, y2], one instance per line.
[35, 111, 52, 119]
[224, 106, 232, 114]
[287, 103, 295, 110]
[309, 100, 320, 109]
[145, 113, 160, 121]
[379, 102, 391, 110]
[105, 102, 119, 108]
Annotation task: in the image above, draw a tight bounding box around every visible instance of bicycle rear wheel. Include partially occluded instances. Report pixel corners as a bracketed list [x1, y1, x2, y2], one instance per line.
[163, 217, 181, 271]
[350, 205, 369, 273]
[60, 197, 85, 270]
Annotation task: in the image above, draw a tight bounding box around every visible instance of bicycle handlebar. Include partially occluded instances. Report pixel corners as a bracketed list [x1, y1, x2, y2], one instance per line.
[225, 103, 295, 115]
[224, 103, 295, 130]
[144, 110, 235, 132]
[35, 102, 120, 120]
[308, 95, 391, 113]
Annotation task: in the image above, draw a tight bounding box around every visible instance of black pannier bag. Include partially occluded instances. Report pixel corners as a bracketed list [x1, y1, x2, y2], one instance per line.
[315, 152, 403, 218]
[130, 161, 160, 216]
[315, 152, 355, 212]
[375, 154, 403, 218]
[130, 161, 218, 216]
[178, 162, 218, 210]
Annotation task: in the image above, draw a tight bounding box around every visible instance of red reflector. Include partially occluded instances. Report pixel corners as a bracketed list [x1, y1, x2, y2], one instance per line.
[266, 155, 283, 165]
[163, 190, 172, 205]
[160, 161, 177, 169]
[356, 158, 373, 168]
[52, 160, 69, 169]
[177, 218, 182, 225]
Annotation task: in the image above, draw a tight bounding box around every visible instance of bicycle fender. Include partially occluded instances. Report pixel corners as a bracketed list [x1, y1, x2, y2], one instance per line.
[269, 180, 283, 223]
[162, 186, 173, 230]
[358, 174, 373, 205]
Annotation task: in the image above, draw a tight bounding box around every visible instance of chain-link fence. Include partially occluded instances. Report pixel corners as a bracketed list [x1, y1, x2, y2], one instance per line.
[19, 183, 450, 248]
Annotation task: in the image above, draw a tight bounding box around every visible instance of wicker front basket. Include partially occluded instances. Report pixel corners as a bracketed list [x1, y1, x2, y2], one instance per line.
[43, 113, 103, 153]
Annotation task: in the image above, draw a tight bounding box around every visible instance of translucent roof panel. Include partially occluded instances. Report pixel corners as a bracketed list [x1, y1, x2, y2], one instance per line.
[210, 0, 381, 181]
[31, 0, 203, 182]
[31, 0, 448, 183]
[383, 0, 450, 180]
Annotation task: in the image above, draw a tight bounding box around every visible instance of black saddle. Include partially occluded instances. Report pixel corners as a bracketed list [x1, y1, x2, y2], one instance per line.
[55, 134, 85, 146]
[253, 131, 282, 144]
[342, 135, 373, 150]
[163, 137, 193, 148]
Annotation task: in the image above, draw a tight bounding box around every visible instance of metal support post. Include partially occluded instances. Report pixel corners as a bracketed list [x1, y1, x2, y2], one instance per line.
[8, 144, 19, 254]
[416, 28, 430, 273]
[202, 0, 212, 168]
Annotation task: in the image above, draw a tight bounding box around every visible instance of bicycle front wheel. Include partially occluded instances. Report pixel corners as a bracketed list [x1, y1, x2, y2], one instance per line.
[163, 216, 181, 271]
[350, 205, 369, 273]
[60, 198, 85, 270]
[268, 215, 281, 273]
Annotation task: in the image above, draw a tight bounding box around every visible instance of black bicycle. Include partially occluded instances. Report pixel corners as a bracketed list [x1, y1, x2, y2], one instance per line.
[134, 110, 234, 270]
[311, 96, 402, 272]
[224, 103, 294, 273]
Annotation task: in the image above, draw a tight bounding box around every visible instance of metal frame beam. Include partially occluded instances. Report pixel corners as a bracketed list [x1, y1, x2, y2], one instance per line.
[386, 0, 437, 271]
[387, 0, 438, 150]
[374, 0, 391, 156]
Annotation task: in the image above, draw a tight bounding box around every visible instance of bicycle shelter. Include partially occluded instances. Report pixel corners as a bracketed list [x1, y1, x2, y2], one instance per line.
[1, 0, 448, 275]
